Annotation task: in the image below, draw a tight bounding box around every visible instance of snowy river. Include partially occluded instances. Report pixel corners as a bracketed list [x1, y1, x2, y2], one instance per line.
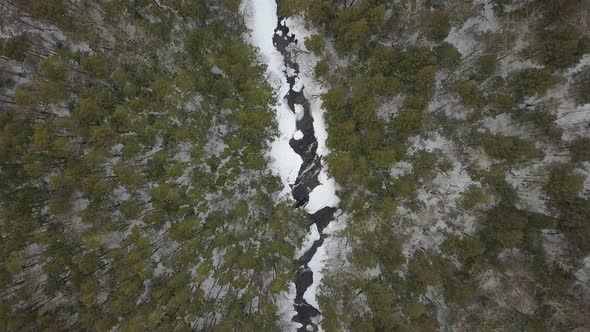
[240, 0, 341, 330]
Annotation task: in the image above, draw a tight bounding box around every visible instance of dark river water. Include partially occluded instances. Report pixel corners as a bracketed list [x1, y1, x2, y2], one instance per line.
[272, 12, 338, 332]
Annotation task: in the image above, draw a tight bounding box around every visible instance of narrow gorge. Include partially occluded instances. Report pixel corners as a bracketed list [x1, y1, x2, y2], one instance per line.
[273, 16, 337, 332]
[241, 1, 341, 330]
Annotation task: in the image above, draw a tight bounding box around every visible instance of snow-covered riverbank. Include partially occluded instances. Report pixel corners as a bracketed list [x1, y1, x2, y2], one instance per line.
[240, 0, 341, 330]
[240, 0, 302, 198]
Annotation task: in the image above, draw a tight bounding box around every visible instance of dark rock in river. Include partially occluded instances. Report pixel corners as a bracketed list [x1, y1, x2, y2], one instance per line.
[312, 206, 337, 233]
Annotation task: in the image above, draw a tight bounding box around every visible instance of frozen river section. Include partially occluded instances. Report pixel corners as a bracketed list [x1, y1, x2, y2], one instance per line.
[241, 1, 340, 331]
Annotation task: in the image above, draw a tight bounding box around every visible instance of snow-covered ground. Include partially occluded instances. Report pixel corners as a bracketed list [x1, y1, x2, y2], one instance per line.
[445, 0, 499, 58]
[240, 0, 302, 199]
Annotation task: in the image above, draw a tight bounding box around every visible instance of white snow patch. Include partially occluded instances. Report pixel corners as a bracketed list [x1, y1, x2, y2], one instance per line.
[269, 101, 303, 194]
[294, 104, 305, 121]
[305, 251, 324, 310]
[566, 54, 590, 77]
[479, 113, 528, 136]
[556, 102, 590, 141]
[390, 161, 413, 178]
[309, 95, 331, 156]
[505, 165, 548, 214]
[304, 168, 340, 214]
[445, 2, 499, 57]
[292, 77, 303, 92]
[398, 134, 477, 256]
[293, 130, 304, 140]
[277, 283, 301, 331]
[574, 256, 590, 303]
[498, 58, 541, 78]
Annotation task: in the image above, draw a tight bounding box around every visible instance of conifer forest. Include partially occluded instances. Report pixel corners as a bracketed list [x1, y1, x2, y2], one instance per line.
[0, 0, 589, 331]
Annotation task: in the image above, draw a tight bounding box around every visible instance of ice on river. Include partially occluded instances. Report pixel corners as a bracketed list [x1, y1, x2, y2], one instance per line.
[241, 1, 341, 329]
[293, 130, 304, 140]
[304, 169, 340, 214]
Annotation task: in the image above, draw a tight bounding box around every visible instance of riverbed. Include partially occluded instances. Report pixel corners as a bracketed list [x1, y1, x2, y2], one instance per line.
[240, 1, 340, 330]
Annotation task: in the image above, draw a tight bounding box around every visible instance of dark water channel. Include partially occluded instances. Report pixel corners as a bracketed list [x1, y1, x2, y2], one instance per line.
[272, 12, 338, 332]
